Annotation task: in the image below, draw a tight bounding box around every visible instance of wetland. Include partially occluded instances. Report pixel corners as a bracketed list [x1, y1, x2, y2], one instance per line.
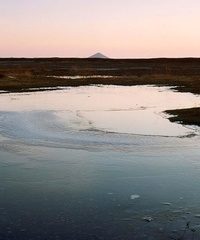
[1, 58, 200, 240]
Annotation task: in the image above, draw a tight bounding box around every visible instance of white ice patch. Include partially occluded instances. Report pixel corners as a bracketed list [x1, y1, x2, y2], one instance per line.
[131, 194, 140, 200]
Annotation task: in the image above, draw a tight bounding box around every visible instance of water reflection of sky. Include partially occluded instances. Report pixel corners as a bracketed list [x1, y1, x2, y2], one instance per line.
[0, 85, 199, 137]
[1, 85, 200, 240]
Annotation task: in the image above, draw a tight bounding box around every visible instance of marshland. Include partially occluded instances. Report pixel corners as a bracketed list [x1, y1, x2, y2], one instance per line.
[1, 58, 200, 240]
[1, 57, 200, 126]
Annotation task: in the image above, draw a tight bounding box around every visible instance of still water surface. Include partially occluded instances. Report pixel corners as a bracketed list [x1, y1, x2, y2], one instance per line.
[1, 85, 200, 240]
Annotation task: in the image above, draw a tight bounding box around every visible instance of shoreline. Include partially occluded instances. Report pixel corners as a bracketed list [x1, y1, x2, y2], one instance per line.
[0, 58, 200, 127]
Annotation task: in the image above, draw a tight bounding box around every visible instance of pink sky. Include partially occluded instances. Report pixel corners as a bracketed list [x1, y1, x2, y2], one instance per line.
[1, 0, 200, 58]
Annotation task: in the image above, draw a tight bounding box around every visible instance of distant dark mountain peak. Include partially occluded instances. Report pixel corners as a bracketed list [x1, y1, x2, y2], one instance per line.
[89, 52, 109, 59]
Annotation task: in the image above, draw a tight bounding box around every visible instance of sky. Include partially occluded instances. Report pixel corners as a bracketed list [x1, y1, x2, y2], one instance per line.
[1, 0, 200, 58]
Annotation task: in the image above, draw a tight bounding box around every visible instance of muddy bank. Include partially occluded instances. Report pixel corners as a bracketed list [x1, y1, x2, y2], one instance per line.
[165, 107, 200, 127]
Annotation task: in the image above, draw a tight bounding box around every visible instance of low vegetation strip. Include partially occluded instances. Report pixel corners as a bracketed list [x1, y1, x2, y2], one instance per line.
[0, 58, 200, 92]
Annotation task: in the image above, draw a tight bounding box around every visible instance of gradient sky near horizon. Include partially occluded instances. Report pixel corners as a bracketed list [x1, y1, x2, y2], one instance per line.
[1, 0, 200, 58]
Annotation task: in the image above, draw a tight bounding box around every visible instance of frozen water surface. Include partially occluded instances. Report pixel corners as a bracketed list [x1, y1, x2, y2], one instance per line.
[1, 85, 200, 240]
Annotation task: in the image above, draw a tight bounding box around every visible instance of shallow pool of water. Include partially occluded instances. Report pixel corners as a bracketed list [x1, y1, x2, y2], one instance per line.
[1, 85, 200, 240]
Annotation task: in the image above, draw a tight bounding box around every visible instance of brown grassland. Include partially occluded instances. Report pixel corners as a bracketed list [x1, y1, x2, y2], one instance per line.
[0, 57, 200, 127]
